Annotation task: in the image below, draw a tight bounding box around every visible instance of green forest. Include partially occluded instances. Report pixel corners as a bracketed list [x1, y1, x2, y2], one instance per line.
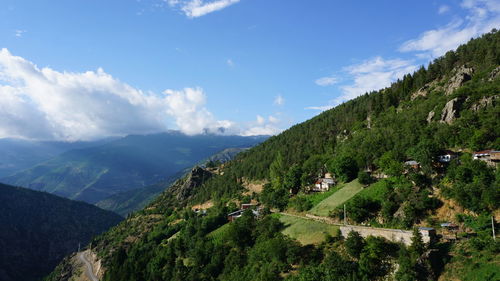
[47, 30, 500, 281]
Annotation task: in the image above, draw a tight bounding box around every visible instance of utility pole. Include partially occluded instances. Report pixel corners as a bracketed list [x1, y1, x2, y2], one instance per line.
[78, 242, 80, 252]
[344, 204, 347, 225]
[492, 216, 496, 241]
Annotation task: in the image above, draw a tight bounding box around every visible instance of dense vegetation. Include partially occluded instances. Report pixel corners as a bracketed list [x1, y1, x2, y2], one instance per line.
[0, 183, 122, 281]
[48, 30, 500, 281]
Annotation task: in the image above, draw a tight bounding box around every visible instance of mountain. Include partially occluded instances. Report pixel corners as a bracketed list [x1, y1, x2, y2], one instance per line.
[0, 183, 122, 281]
[2, 132, 267, 204]
[94, 172, 181, 216]
[0, 138, 113, 178]
[96, 148, 247, 216]
[47, 31, 499, 281]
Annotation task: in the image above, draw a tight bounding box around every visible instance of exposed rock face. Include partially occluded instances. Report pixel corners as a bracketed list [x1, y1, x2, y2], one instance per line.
[169, 167, 213, 201]
[426, 111, 435, 123]
[471, 95, 499, 111]
[489, 66, 500, 81]
[445, 65, 474, 95]
[411, 84, 430, 100]
[440, 98, 463, 124]
[411, 81, 441, 100]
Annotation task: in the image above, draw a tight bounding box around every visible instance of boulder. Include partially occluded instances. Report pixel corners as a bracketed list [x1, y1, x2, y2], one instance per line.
[445, 65, 473, 95]
[440, 98, 462, 124]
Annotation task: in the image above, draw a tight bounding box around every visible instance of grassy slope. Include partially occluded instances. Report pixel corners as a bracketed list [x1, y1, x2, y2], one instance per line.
[309, 179, 364, 216]
[207, 223, 232, 245]
[439, 240, 500, 281]
[277, 214, 339, 245]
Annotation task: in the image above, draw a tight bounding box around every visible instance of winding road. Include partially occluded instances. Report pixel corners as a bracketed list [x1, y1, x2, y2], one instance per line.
[77, 251, 99, 281]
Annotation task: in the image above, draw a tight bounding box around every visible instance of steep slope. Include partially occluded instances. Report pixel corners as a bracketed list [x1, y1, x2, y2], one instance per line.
[94, 173, 180, 216]
[96, 147, 249, 216]
[0, 183, 122, 281]
[2, 132, 266, 204]
[48, 30, 500, 281]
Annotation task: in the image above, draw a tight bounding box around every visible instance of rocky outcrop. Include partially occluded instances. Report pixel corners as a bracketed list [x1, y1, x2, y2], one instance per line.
[488, 66, 500, 81]
[445, 65, 473, 95]
[169, 167, 213, 201]
[440, 98, 463, 124]
[470, 95, 499, 111]
[411, 81, 440, 100]
[426, 111, 435, 123]
[411, 85, 431, 100]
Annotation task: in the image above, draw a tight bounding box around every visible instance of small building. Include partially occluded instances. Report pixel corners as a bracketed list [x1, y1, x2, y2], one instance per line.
[473, 150, 500, 167]
[241, 203, 257, 210]
[438, 150, 458, 163]
[312, 178, 335, 192]
[227, 210, 244, 222]
[440, 222, 458, 230]
[227, 204, 261, 222]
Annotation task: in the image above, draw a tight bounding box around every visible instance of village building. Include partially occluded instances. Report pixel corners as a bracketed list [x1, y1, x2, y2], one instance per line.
[227, 204, 261, 222]
[437, 150, 458, 163]
[312, 178, 335, 192]
[473, 150, 500, 167]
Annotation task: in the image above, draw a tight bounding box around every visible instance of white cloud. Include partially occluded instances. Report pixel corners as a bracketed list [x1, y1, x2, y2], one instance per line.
[438, 5, 450, 14]
[256, 115, 265, 125]
[274, 94, 285, 106]
[0, 49, 281, 140]
[167, 0, 240, 18]
[337, 57, 417, 105]
[305, 105, 333, 111]
[306, 57, 417, 110]
[14, 30, 26, 38]
[0, 49, 267, 140]
[268, 115, 279, 124]
[226, 58, 234, 67]
[315, 76, 339, 86]
[0, 48, 174, 141]
[164, 87, 238, 135]
[400, 0, 500, 57]
[242, 115, 281, 136]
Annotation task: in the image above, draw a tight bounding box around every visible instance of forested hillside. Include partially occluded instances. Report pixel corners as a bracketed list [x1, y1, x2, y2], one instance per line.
[48, 30, 499, 281]
[0, 183, 122, 281]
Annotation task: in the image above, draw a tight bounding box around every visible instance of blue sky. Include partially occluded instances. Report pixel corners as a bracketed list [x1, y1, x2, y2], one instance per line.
[1, 0, 499, 140]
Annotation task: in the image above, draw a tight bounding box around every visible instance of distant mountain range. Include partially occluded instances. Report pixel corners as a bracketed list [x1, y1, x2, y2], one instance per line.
[0, 138, 114, 178]
[1, 132, 267, 207]
[0, 183, 123, 281]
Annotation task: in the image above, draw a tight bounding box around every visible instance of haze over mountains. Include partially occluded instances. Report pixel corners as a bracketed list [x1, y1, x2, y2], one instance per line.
[1, 132, 266, 212]
[0, 138, 115, 178]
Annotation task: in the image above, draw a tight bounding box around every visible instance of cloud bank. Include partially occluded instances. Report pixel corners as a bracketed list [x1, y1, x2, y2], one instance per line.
[0, 49, 279, 140]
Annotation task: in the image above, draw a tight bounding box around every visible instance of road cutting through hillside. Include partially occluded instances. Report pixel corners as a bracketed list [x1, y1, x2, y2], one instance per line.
[77, 251, 99, 281]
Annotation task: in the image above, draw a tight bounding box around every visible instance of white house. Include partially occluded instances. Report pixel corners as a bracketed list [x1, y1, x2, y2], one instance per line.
[313, 178, 335, 192]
